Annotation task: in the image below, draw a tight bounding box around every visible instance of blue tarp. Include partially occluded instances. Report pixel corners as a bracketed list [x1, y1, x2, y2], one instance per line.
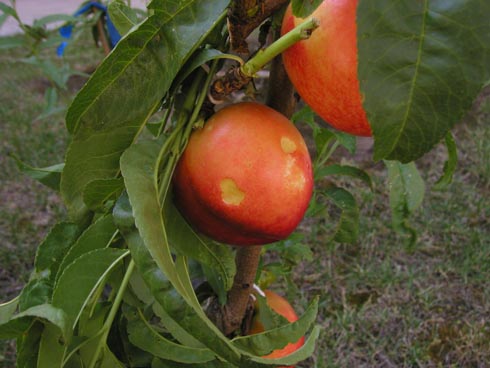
[57, 1, 121, 56]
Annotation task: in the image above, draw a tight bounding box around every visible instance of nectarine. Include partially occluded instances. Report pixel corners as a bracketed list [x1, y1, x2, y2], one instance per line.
[282, 0, 371, 136]
[172, 102, 313, 246]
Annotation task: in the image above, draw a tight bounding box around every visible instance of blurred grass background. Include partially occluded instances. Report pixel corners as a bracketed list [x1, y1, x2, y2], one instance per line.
[1, 27, 489, 368]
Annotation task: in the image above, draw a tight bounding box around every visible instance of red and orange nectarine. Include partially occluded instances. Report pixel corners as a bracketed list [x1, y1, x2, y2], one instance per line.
[282, 0, 371, 136]
[173, 102, 313, 246]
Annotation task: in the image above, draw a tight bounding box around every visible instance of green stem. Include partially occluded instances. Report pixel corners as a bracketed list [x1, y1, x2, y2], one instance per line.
[316, 140, 340, 169]
[156, 71, 206, 203]
[88, 259, 135, 368]
[241, 17, 319, 77]
[156, 96, 175, 137]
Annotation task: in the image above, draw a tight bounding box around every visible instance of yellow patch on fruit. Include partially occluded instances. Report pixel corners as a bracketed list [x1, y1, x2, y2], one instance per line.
[220, 178, 245, 205]
[281, 137, 297, 154]
[284, 156, 306, 190]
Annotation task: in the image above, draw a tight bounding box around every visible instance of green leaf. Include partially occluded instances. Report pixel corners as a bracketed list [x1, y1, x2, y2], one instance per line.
[266, 236, 313, 265]
[21, 57, 68, 90]
[385, 160, 425, 247]
[0, 35, 25, 49]
[252, 293, 289, 331]
[292, 105, 316, 126]
[37, 87, 66, 121]
[120, 140, 191, 301]
[233, 296, 318, 356]
[170, 48, 242, 95]
[0, 303, 68, 340]
[165, 200, 236, 294]
[152, 357, 234, 368]
[291, 0, 323, 18]
[0, 296, 19, 324]
[16, 322, 44, 368]
[433, 132, 457, 190]
[96, 346, 126, 367]
[33, 14, 77, 28]
[37, 323, 66, 368]
[52, 248, 129, 331]
[34, 222, 81, 280]
[0, 2, 19, 21]
[117, 138, 242, 363]
[126, 230, 243, 364]
[82, 178, 124, 211]
[18, 278, 52, 311]
[127, 307, 215, 363]
[322, 186, 360, 243]
[358, 0, 490, 162]
[61, 0, 229, 222]
[108, 0, 141, 36]
[56, 214, 118, 282]
[315, 164, 372, 189]
[10, 154, 64, 191]
[243, 325, 321, 367]
[333, 131, 357, 155]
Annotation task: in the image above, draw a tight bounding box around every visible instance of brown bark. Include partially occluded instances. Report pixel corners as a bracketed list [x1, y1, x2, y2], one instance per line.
[206, 0, 297, 338]
[266, 49, 296, 118]
[94, 8, 111, 55]
[228, 0, 289, 53]
[209, 246, 262, 336]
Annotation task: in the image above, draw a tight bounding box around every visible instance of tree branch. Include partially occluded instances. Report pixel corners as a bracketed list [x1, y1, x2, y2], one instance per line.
[228, 0, 289, 53]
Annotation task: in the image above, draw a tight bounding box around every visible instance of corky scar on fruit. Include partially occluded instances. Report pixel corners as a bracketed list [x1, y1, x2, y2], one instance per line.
[285, 156, 306, 190]
[280, 136, 297, 153]
[281, 136, 306, 190]
[220, 178, 245, 205]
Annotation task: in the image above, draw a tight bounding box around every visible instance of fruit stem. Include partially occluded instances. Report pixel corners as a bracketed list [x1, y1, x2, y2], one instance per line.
[240, 17, 319, 77]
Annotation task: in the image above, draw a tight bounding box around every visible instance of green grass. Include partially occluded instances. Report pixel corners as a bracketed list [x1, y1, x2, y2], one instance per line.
[0, 30, 105, 366]
[288, 94, 490, 367]
[1, 27, 490, 368]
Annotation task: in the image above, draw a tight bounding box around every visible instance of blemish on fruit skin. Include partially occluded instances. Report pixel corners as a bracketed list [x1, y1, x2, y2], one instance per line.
[284, 156, 306, 190]
[220, 178, 245, 205]
[281, 137, 297, 154]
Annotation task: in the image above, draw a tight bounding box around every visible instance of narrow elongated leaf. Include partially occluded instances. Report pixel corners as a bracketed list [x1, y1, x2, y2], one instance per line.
[113, 189, 242, 364]
[385, 160, 425, 246]
[434, 132, 457, 190]
[152, 358, 234, 368]
[252, 293, 289, 331]
[127, 307, 215, 363]
[108, 0, 141, 35]
[83, 178, 124, 211]
[34, 222, 81, 279]
[61, 0, 229, 221]
[0, 303, 68, 340]
[120, 140, 190, 301]
[18, 278, 52, 311]
[0, 35, 25, 49]
[37, 323, 65, 368]
[165, 200, 236, 293]
[233, 297, 318, 356]
[0, 2, 19, 21]
[358, 0, 490, 162]
[322, 187, 359, 243]
[315, 164, 372, 188]
[56, 214, 118, 282]
[11, 154, 64, 191]
[243, 325, 321, 367]
[16, 322, 43, 368]
[52, 248, 128, 330]
[33, 14, 77, 28]
[0, 296, 19, 324]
